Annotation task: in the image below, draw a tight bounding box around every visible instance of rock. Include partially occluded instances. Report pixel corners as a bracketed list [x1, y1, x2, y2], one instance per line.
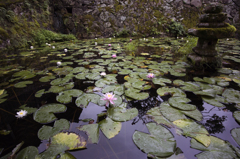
[104, 22, 111, 28]
[183, 0, 191, 5]
[199, 13, 227, 23]
[203, 3, 223, 13]
[191, 0, 202, 8]
[100, 11, 110, 21]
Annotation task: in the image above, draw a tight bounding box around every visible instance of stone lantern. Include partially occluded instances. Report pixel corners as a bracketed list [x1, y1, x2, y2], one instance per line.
[187, 2, 236, 69]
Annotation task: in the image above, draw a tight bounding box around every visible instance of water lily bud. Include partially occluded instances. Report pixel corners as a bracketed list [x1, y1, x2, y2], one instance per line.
[30, 46, 33, 49]
[64, 49, 67, 52]
[57, 61, 61, 66]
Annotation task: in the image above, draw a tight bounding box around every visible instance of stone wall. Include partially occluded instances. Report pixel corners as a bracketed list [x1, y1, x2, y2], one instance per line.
[49, 0, 239, 38]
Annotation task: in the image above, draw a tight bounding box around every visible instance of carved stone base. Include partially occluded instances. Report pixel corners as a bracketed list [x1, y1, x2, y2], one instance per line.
[192, 38, 218, 56]
[187, 53, 222, 69]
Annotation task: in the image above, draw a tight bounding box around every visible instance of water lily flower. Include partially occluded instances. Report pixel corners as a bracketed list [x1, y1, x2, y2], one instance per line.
[30, 46, 33, 49]
[48, 44, 51, 46]
[146, 39, 148, 41]
[52, 46, 55, 49]
[95, 38, 97, 40]
[95, 42, 97, 45]
[16, 110, 27, 118]
[147, 73, 155, 79]
[100, 72, 106, 76]
[46, 43, 48, 45]
[114, 36, 115, 38]
[102, 92, 117, 107]
[144, 38, 145, 41]
[227, 38, 229, 41]
[187, 40, 189, 43]
[108, 44, 111, 47]
[130, 39, 132, 42]
[64, 49, 67, 52]
[57, 61, 61, 66]
[109, 38, 111, 40]
[112, 54, 117, 58]
[152, 37, 154, 39]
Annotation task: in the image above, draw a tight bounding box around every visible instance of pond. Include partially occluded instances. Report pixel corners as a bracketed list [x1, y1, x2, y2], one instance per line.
[0, 37, 240, 159]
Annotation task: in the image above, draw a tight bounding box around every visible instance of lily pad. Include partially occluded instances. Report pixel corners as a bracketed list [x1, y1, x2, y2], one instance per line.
[38, 119, 70, 140]
[125, 87, 149, 100]
[132, 80, 152, 90]
[133, 122, 176, 158]
[14, 81, 33, 88]
[157, 87, 186, 97]
[17, 104, 37, 114]
[75, 93, 100, 108]
[180, 82, 200, 92]
[168, 97, 196, 111]
[50, 78, 70, 86]
[99, 118, 122, 139]
[173, 119, 210, 147]
[78, 124, 99, 144]
[56, 89, 83, 104]
[35, 89, 45, 98]
[15, 146, 38, 159]
[194, 89, 217, 97]
[231, 128, 240, 146]
[48, 82, 74, 93]
[146, 107, 173, 127]
[36, 132, 86, 159]
[152, 78, 171, 86]
[86, 73, 101, 80]
[191, 136, 238, 159]
[202, 95, 227, 107]
[33, 103, 67, 124]
[39, 75, 56, 82]
[233, 111, 240, 123]
[102, 85, 124, 95]
[107, 107, 138, 122]
[222, 88, 240, 104]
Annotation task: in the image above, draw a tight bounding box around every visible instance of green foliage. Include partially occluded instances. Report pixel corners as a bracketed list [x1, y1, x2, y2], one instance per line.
[0, 26, 9, 38]
[33, 29, 76, 46]
[113, 29, 130, 37]
[124, 42, 137, 53]
[168, 20, 186, 37]
[6, 10, 15, 23]
[178, 36, 198, 55]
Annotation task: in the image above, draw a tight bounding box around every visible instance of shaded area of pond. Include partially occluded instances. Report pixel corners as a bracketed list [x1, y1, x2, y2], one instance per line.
[0, 37, 240, 159]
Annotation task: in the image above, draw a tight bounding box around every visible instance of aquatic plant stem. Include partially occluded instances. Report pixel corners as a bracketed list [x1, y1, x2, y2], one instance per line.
[12, 88, 21, 106]
[105, 138, 119, 159]
[24, 91, 34, 104]
[70, 109, 77, 130]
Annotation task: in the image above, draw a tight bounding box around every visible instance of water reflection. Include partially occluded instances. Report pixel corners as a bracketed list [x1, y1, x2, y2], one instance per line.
[203, 114, 226, 134]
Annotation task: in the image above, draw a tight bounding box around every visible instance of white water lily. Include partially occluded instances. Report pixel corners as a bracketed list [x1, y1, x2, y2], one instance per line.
[64, 49, 67, 52]
[57, 61, 61, 66]
[100, 72, 106, 76]
[16, 110, 27, 118]
[46, 43, 48, 45]
[52, 46, 55, 49]
[95, 42, 97, 45]
[30, 46, 33, 49]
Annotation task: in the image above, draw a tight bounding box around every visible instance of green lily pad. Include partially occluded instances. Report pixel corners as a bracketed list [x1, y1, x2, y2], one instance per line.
[157, 87, 186, 97]
[202, 95, 227, 107]
[194, 89, 217, 97]
[0, 90, 8, 104]
[169, 97, 196, 111]
[191, 136, 238, 159]
[231, 128, 240, 146]
[17, 104, 37, 114]
[152, 78, 171, 86]
[95, 78, 117, 88]
[15, 146, 38, 159]
[107, 107, 138, 122]
[56, 89, 83, 104]
[75, 73, 89, 80]
[133, 122, 176, 158]
[102, 85, 124, 95]
[72, 67, 88, 74]
[86, 73, 101, 80]
[78, 124, 99, 144]
[50, 78, 70, 86]
[146, 107, 173, 127]
[39, 75, 56, 82]
[222, 88, 240, 104]
[99, 118, 122, 139]
[173, 119, 210, 147]
[12, 70, 36, 79]
[75, 93, 100, 108]
[180, 82, 200, 92]
[118, 69, 132, 75]
[38, 119, 70, 140]
[36, 132, 86, 159]
[58, 152, 76, 159]
[132, 80, 152, 90]
[33, 103, 67, 124]
[35, 89, 45, 98]
[125, 87, 149, 100]
[48, 82, 74, 93]
[233, 111, 240, 123]
[14, 81, 33, 88]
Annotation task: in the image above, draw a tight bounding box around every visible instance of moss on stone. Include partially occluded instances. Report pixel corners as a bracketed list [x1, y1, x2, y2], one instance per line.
[115, 4, 123, 12]
[0, 26, 9, 38]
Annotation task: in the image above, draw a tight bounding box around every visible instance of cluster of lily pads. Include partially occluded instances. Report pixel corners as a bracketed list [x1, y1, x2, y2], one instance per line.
[1, 38, 240, 158]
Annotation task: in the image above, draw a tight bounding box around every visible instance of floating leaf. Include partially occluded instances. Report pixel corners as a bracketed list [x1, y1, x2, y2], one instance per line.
[107, 107, 138, 122]
[33, 103, 67, 124]
[17, 104, 37, 114]
[132, 80, 151, 90]
[50, 78, 70, 86]
[173, 119, 210, 147]
[133, 122, 176, 157]
[157, 87, 186, 97]
[0, 130, 11, 135]
[86, 73, 101, 80]
[233, 111, 240, 123]
[75, 93, 100, 108]
[222, 88, 240, 104]
[102, 85, 124, 95]
[125, 87, 149, 100]
[202, 95, 227, 107]
[146, 107, 173, 127]
[194, 89, 217, 97]
[152, 78, 171, 86]
[14, 81, 33, 88]
[48, 82, 74, 93]
[15, 146, 38, 159]
[191, 136, 238, 159]
[231, 128, 240, 146]
[99, 118, 121, 139]
[38, 119, 70, 140]
[39, 75, 56, 82]
[168, 97, 196, 111]
[36, 132, 86, 159]
[35, 89, 45, 98]
[180, 82, 200, 92]
[78, 124, 99, 144]
[56, 89, 83, 104]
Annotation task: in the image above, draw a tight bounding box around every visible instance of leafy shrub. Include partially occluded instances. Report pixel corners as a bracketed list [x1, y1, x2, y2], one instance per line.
[114, 29, 130, 37]
[33, 31, 46, 46]
[178, 36, 198, 55]
[168, 20, 186, 37]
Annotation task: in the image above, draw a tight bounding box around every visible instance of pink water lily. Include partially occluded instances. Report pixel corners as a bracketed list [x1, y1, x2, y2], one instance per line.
[112, 54, 117, 58]
[108, 44, 111, 47]
[102, 92, 117, 107]
[147, 73, 155, 79]
[130, 39, 132, 42]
